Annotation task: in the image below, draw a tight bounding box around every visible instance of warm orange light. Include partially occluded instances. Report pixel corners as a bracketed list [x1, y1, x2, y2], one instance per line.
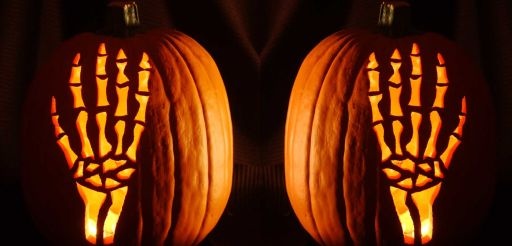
[96, 78, 109, 107]
[367, 44, 466, 244]
[117, 168, 135, 180]
[412, 184, 441, 244]
[77, 183, 106, 244]
[391, 159, 415, 173]
[96, 112, 111, 158]
[115, 86, 129, 116]
[424, 111, 441, 159]
[392, 120, 403, 155]
[390, 187, 414, 244]
[372, 124, 391, 162]
[77, 111, 94, 158]
[126, 124, 144, 162]
[114, 120, 126, 155]
[406, 112, 422, 158]
[415, 174, 432, 187]
[51, 43, 152, 244]
[369, 94, 384, 123]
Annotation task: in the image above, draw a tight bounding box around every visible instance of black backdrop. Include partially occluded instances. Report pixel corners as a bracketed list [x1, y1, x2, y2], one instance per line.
[1, 0, 511, 244]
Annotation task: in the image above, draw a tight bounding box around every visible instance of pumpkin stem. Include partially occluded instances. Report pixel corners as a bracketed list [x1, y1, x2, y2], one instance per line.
[377, 1, 413, 37]
[99, 1, 141, 37]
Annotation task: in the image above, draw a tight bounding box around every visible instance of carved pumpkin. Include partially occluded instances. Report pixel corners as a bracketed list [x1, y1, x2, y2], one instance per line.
[285, 1, 495, 245]
[21, 2, 232, 245]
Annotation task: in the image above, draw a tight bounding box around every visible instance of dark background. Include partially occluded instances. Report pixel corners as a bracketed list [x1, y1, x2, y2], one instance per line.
[1, 0, 510, 245]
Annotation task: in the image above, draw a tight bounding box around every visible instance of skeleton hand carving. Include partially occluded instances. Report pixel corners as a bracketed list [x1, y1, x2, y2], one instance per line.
[51, 43, 151, 244]
[367, 43, 466, 244]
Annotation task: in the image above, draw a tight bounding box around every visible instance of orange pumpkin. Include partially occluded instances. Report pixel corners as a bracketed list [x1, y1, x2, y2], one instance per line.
[285, 1, 495, 245]
[21, 2, 232, 245]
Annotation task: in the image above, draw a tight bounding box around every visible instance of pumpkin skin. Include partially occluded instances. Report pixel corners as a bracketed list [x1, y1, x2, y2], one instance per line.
[284, 28, 495, 245]
[21, 28, 233, 246]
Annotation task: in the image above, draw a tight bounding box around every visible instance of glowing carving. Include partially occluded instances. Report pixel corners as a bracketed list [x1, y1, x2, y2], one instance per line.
[51, 43, 151, 245]
[367, 43, 466, 244]
[97, 112, 110, 158]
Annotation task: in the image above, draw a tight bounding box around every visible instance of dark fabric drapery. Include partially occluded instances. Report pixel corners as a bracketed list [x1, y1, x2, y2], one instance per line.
[1, 0, 510, 244]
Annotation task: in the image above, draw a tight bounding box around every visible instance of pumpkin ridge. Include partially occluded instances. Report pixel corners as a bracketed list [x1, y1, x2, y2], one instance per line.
[157, 35, 211, 244]
[131, 32, 179, 245]
[292, 37, 346, 245]
[140, 32, 189, 245]
[179, 35, 233, 178]
[343, 43, 383, 245]
[167, 33, 233, 244]
[287, 33, 358, 245]
[285, 14, 496, 246]
[172, 35, 234, 207]
[170, 31, 233, 156]
[309, 32, 371, 246]
[21, 25, 233, 245]
[141, 66, 175, 245]
[165, 35, 212, 244]
[284, 33, 348, 160]
[169, 32, 232, 162]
